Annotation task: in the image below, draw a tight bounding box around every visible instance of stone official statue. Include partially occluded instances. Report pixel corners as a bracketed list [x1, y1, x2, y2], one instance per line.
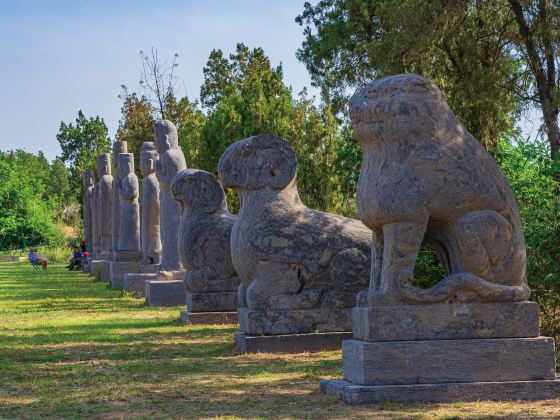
[117, 153, 141, 253]
[154, 120, 186, 274]
[82, 170, 95, 253]
[111, 141, 127, 253]
[96, 153, 113, 253]
[140, 142, 161, 265]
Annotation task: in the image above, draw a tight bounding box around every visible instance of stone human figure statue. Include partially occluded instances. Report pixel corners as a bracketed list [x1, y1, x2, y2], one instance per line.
[96, 153, 113, 253]
[111, 141, 128, 252]
[117, 153, 141, 253]
[349, 74, 529, 306]
[82, 171, 95, 253]
[90, 172, 99, 255]
[218, 135, 371, 335]
[140, 142, 161, 265]
[154, 120, 187, 273]
[171, 169, 239, 313]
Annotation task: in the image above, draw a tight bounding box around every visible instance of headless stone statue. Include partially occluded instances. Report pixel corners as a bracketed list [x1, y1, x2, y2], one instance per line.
[140, 142, 161, 265]
[171, 169, 239, 318]
[111, 141, 127, 253]
[117, 153, 141, 254]
[83, 171, 95, 253]
[154, 120, 186, 275]
[96, 154, 113, 253]
[218, 135, 371, 335]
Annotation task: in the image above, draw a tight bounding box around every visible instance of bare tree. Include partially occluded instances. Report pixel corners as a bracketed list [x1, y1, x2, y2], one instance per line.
[139, 48, 179, 119]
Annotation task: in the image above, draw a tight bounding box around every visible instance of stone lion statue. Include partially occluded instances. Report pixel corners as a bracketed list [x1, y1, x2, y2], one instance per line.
[218, 135, 371, 334]
[349, 74, 529, 305]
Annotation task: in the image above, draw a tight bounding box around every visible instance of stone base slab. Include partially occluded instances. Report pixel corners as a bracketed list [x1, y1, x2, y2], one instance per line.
[238, 307, 352, 335]
[90, 260, 103, 277]
[352, 301, 539, 342]
[235, 331, 352, 354]
[145, 280, 186, 307]
[157, 270, 185, 281]
[100, 260, 111, 282]
[0, 256, 20, 262]
[186, 291, 237, 312]
[343, 338, 556, 386]
[180, 310, 238, 325]
[140, 264, 160, 274]
[123, 273, 156, 296]
[110, 261, 141, 289]
[321, 378, 560, 404]
[112, 251, 142, 262]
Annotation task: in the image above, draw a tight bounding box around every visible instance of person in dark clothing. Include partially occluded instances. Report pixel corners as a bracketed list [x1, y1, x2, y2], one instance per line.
[67, 246, 84, 270]
[80, 240, 87, 253]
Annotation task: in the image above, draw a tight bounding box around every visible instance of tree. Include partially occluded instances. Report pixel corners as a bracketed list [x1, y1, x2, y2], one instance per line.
[116, 87, 155, 177]
[139, 48, 179, 119]
[296, 0, 523, 149]
[56, 110, 111, 200]
[507, 0, 560, 159]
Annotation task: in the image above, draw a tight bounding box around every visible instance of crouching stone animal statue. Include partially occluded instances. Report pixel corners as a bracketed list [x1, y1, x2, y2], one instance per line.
[218, 135, 372, 335]
[171, 169, 240, 314]
[349, 74, 529, 306]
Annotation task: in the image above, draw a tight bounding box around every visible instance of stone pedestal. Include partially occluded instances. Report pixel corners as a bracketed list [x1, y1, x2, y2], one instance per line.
[100, 260, 111, 282]
[180, 310, 238, 325]
[322, 301, 560, 403]
[235, 331, 352, 354]
[90, 260, 103, 278]
[110, 261, 141, 289]
[145, 280, 186, 307]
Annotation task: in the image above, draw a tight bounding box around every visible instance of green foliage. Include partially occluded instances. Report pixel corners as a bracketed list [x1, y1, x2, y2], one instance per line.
[56, 110, 112, 199]
[296, 0, 522, 149]
[0, 152, 65, 249]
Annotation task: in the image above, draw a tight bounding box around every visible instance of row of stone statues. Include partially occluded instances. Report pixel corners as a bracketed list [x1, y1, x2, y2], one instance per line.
[83, 74, 558, 403]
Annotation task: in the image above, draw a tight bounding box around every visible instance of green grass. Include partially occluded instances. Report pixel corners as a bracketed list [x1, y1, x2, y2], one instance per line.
[1, 263, 559, 419]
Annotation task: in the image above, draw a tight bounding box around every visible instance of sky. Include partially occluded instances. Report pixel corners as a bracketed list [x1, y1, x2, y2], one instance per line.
[0, 0, 543, 162]
[0, 0, 318, 161]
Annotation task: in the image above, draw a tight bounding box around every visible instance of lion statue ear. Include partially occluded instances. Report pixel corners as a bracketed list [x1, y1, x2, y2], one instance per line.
[218, 135, 297, 190]
[172, 169, 226, 214]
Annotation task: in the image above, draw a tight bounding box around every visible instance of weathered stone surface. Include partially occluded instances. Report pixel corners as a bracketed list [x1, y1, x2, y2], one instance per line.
[180, 310, 238, 325]
[238, 307, 353, 335]
[218, 135, 371, 335]
[115, 153, 140, 254]
[155, 120, 186, 272]
[350, 74, 528, 306]
[321, 378, 560, 404]
[90, 260, 103, 278]
[140, 142, 161, 265]
[96, 154, 112, 253]
[342, 338, 556, 386]
[186, 291, 237, 312]
[111, 141, 127, 253]
[145, 280, 186, 307]
[156, 270, 184, 280]
[235, 332, 352, 354]
[140, 264, 160, 274]
[110, 261, 140, 289]
[100, 260, 111, 281]
[123, 273, 149, 295]
[171, 168, 240, 314]
[83, 171, 95, 253]
[352, 301, 539, 342]
[90, 171, 99, 254]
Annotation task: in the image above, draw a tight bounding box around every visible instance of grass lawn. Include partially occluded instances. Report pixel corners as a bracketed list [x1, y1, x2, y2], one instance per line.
[0, 262, 559, 419]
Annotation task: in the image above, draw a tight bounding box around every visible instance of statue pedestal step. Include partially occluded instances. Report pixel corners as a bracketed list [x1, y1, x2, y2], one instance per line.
[123, 273, 156, 296]
[110, 261, 141, 289]
[180, 310, 238, 325]
[234, 331, 352, 354]
[145, 280, 186, 307]
[320, 378, 560, 404]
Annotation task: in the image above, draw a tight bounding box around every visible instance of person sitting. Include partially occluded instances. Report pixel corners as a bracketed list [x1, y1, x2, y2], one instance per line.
[28, 248, 48, 270]
[67, 246, 84, 271]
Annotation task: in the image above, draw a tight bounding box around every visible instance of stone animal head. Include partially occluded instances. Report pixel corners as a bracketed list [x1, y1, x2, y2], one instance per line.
[97, 154, 111, 176]
[154, 119, 179, 152]
[349, 74, 457, 147]
[218, 135, 297, 191]
[118, 153, 134, 176]
[83, 170, 95, 189]
[140, 142, 158, 177]
[172, 169, 227, 214]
